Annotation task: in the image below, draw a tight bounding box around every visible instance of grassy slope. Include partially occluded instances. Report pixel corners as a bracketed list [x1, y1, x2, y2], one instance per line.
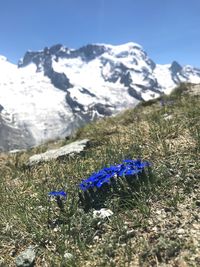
[0, 83, 199, 267]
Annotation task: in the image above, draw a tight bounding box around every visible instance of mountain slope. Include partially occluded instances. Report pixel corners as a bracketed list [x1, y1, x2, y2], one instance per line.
[0, 84, 199, 266]
[0, 42, 200, 151]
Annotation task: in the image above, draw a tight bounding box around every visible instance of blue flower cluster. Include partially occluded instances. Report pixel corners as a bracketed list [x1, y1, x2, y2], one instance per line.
[79, 159, 150, 192]
[48, 191, 67, 198]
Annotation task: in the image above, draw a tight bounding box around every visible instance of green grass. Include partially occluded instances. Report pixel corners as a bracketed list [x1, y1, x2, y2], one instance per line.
[0, 83, 199, 266]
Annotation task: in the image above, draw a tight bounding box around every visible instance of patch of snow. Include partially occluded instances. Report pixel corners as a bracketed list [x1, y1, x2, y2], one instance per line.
[0, 61, 73, 144]
[153, 64, 177, 93]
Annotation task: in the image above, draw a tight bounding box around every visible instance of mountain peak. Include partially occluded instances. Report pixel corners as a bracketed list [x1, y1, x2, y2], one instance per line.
[97, 42, 142, 50]
[18, 42, 145, 69]
[170, 61, 182, 74]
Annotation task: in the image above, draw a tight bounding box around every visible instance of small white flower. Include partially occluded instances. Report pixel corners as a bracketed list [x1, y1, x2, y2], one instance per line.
[93, 208, 113, 219]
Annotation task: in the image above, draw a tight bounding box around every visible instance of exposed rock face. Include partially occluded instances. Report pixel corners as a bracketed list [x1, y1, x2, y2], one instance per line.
[19, 47, 72, 91]
[75, 44, 107, 61]
[170, 61, 183, 74]
[0, 104, 4, 112]
[128, 87, 143, 100]
[28, 139, 90, 165]
[91, 103, 113, 116]
[46, 69, 71, 92]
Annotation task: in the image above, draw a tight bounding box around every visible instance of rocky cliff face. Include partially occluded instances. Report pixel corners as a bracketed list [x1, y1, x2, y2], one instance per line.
[0, 42, 200, 151]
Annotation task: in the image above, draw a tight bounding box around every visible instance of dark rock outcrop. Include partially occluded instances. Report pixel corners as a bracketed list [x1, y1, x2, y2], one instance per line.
[46, 69, 72, 91]
[19, 47, 72, 91]
[0, 104, 4, 112]
[74, 44, 107, 61]
[128, 87, 143, 100]
[65, 92, 85, 113]
[90, 103, 113, 116]
[170, 61, 182, 74]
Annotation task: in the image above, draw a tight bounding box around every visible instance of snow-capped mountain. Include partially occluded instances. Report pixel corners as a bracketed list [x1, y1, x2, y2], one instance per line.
[0, 42, 200, 151]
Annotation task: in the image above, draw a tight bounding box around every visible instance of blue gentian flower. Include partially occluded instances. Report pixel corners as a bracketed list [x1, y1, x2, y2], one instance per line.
[48, 191, 67, 199]
[79, 159, 151, 192]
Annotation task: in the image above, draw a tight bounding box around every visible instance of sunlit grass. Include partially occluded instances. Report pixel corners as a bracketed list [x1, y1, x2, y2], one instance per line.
[0, 83, 199, 266]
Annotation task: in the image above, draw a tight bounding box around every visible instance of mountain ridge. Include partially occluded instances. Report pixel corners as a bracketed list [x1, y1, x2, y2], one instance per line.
[0, 42, 200, 151]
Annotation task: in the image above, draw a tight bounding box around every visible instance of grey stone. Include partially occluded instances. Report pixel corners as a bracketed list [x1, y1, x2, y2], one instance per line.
[63, 252, 74, 260]
[15, 246, 35, 267]
[28, 139, 89, 165]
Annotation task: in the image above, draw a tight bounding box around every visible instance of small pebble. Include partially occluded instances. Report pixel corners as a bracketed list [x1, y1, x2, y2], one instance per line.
[177, 228, 185, 235]
[64, 252, 74, 260]
[15, 246, 36, 267]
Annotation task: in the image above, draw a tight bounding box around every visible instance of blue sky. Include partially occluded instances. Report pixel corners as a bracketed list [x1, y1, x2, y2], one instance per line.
[0, 0, 200, 67]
